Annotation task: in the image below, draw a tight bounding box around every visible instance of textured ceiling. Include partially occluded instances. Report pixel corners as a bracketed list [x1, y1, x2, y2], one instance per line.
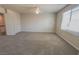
[0, 4, 67, 14]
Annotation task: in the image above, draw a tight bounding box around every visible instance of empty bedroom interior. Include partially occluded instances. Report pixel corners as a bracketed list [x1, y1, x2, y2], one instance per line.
[0, 4, 79, 55]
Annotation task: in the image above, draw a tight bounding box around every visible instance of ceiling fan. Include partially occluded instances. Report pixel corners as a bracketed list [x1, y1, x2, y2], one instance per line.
[35, 7, 40, 14]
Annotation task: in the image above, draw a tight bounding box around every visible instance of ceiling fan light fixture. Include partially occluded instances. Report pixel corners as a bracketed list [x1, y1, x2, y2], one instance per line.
[36, 7, 40, 14]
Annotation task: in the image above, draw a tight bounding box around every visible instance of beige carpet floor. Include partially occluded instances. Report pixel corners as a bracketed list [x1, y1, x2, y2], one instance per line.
[0, 32, 78, 55]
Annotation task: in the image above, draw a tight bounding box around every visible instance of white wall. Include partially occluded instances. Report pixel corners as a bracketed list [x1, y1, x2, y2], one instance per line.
[0, 7, 5, 13]
[56, 5, 79, 51]
[0, 7, 21, 35]
[21, 13, 55, 33]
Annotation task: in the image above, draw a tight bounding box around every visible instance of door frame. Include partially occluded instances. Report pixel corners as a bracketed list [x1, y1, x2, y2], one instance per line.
[0, 13, 6, 35]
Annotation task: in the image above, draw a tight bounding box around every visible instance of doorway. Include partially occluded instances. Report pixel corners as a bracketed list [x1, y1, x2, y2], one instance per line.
[0, 13, 6, 35]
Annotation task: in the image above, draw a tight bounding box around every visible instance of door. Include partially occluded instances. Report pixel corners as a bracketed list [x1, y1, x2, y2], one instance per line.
[0, 13, 6, 35]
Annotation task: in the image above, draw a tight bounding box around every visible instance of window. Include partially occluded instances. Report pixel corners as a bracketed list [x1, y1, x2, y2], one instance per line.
[61, 6, 79, 36]
[61, 10, 71, 30]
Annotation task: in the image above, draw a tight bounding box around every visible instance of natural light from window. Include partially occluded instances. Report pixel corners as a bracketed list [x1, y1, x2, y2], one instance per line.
[61, 5, 79, 36]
